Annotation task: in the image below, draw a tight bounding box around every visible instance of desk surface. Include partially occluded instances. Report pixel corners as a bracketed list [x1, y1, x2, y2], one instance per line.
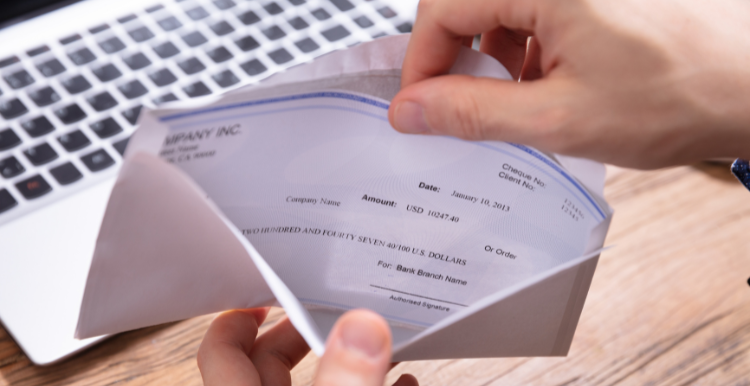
[2, 163, 750, 386]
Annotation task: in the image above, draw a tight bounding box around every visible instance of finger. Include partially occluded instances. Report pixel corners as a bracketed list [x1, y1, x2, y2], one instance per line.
[390, 75, 572, 150]
[462, 36, 474, 48]
[197, 308, 269, 386]
[249, 317, 311, 386]
[521, 37, 543, 81]
[314, 309, 392, 386]
[392, 374, 420, 386]
[480, 28, 531, 80]
[402, 0, 543, 86]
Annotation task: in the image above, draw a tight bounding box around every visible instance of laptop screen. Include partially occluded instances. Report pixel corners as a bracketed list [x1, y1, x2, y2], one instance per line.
[0, 0, 80, 27]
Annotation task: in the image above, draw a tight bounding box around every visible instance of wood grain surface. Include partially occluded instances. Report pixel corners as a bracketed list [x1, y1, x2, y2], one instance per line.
[2, 163, 749, 385]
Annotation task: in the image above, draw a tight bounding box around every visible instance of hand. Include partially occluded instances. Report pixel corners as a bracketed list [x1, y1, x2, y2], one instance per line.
[389, 0, 750, 169]
[197, 308, 419, 386]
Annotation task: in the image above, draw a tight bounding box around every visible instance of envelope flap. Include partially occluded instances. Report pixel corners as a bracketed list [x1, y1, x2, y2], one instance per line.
[75, 152, 273, 339]
[391, 254, 599, 361]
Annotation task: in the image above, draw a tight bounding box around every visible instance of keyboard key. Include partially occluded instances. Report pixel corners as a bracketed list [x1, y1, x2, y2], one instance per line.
[68, 47, 96, 65]
[36, 58, 66, 77]
[24, 143, 58, 165]
[50, 162, 83, 185]
[0, 189, 17, 213]
[54, 103, 87, 124]
[210, 20, 234, 36]
[183, 81, 212, 98]
[288, 17, 308, 30]
[87, 91, 119, 111]
[129, 26, 155, 42]
[295, 38, 319, 53]
[186, 6, 209, 20]
[89, 24, 110, 34]
[146, 5, 163, 13]
[93, 63, 123, 82]
[99, 37, 126, 53]
[28, 86, 60, 107]
[330, 0, 354, 11]
[4, 70, 35, 89]
[0, 129, 21, 151]
[153, 93, 178, 105]
[0, 56, 20, 68]
[153, 41, 180, 58]
[212, 70, 240, 88]
[262, 25, 286, 40]
[81, 149, 115, 172]
[60, 34, 82, 45]
[16, 175, 52, 200]
[240, 59, 267, 76]
[321, 25, 350, 42]
[118, 14, 138, 24]
[61, 75, 92, 94]
[27, 46, 50, 57]
[118, 80, 148, 99]
[112, 136, 130, 156]
[178, 57, 205, 75]
[235, 35, 260, 51]
[397, 23, 413, 33]
[268, 48, 293, 64]
[90, 117, 123, 138]
[182, 31, 207, 47]
[123, 52, 152, 70]
[148, 68, 177, 86]
[0, 99, 28, 119]
[378, 7, 397, 18]
[213, 0, 235, 10]
[353, 15, 373, 28]
[21, 116, 55, 137]
[122, 105, 143, 125]
[0, 156, 24, 178]
[238, 10, 260, 25]
[311, 8, 330, 20]
[289, 0, 305, 4]
[16, 175, 52, 199]
[158, 16, 183, 31]
[264, 2, 284, 14]
[207, 46, 233, 63]
[58, 130, 91, 151]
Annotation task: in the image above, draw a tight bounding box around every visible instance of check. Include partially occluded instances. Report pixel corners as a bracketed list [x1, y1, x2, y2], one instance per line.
[156, 90, 609, 328]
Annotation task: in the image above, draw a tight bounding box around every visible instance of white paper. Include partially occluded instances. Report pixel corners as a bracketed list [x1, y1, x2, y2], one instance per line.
[154, 90, 609, 330]
[76, 35, 613, 360]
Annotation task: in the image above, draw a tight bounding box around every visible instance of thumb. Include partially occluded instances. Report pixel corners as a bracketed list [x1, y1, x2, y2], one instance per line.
[314, 309, 392, 386]
[389, 75, 570, 149]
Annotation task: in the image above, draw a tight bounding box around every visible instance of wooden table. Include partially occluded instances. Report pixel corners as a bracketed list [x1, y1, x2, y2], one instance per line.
[2, 163, 750, 385]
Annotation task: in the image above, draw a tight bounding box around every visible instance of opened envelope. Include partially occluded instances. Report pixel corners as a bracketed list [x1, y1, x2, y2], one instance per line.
[75, 35, 613, 361]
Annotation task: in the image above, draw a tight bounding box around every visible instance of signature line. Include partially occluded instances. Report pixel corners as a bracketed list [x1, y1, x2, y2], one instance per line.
[370, 285, 468, 307]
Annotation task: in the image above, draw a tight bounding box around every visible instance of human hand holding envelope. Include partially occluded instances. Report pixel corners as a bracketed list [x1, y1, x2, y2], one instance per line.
[75, 35, 613, 361]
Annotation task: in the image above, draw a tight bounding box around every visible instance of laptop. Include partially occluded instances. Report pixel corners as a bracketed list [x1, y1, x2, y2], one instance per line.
[0, 0, 418, 365]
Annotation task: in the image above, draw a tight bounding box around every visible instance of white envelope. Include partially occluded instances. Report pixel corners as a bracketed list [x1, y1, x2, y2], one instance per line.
[75, 35, 613, 361]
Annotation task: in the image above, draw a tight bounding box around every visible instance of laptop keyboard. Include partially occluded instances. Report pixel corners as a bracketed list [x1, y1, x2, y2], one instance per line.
[0, 0, 412, 222]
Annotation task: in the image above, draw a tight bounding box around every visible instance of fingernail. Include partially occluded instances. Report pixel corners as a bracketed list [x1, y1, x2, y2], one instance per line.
[339, 316, 386, 359]
[394, 101, 431, 134]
